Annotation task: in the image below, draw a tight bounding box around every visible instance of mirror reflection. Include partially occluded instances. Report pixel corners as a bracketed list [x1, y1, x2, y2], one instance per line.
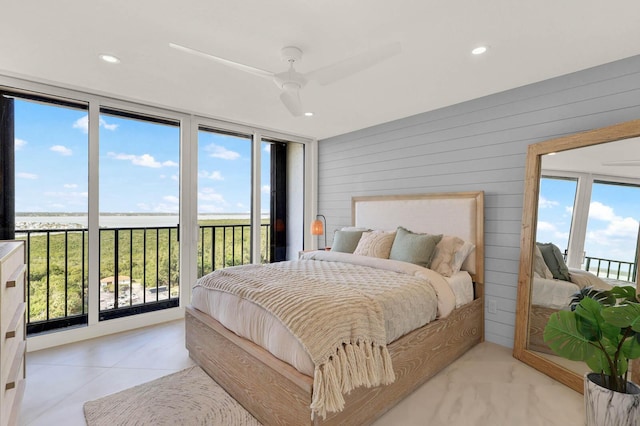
[527, 137, 640, 375]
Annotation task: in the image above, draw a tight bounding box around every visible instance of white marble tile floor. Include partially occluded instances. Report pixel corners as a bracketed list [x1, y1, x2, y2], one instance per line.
[19, 320, 585, 425]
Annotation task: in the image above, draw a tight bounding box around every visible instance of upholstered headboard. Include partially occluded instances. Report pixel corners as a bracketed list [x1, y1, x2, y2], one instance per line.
[352, 192, 484, 284]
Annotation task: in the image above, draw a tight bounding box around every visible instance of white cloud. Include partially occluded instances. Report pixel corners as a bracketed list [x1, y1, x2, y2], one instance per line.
[15, 138, 27, 150]
[538, 196, 559, 209]
[261, 185, 270, 194]
[263, 144, 271, 153]
[171, 175, 178, 181]
[51, 145, 72, 156]
[163, 195, 179, 204]
[107, 152, 177, 168]
[588, 201, 616, 221]
[152, 203, 178, 213]
[198, 188, 225, 203]
[537, 221, 556, 232]
[17, 172, 38, 179]
[199, 170, 224, 180]
[137, 202, 151, 211]
[73, 115, 118, 133]
[204, 144, 240, 160]
[100, 118, 118, 131]
[63, 183, 78, 189]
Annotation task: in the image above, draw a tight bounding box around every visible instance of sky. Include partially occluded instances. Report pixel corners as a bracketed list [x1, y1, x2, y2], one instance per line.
[537, 176, 640, 265]
[14, 98, 271, 217]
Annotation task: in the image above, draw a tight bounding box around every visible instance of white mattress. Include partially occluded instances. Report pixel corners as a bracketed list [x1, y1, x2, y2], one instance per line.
[532, 268, 612, 310]
[191, 254, 474, 377]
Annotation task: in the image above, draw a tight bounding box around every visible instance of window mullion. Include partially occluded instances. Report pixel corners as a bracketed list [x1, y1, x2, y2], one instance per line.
[87, 100, 100, 325]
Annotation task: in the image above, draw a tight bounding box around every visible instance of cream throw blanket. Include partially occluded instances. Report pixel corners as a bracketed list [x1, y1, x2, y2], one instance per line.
[196, 257, 439, 419]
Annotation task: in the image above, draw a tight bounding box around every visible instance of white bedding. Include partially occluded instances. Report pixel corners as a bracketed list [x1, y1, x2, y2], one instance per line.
[191, 251, 474, 377]
[532, 268, 612, 310]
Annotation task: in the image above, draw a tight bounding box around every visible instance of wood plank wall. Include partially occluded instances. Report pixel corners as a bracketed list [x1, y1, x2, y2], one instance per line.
[316, 55, 640, 348]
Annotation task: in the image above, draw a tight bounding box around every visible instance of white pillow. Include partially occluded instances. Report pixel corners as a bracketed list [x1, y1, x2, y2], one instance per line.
[353, 231, 396, 258]
[431, 235, 475, 277]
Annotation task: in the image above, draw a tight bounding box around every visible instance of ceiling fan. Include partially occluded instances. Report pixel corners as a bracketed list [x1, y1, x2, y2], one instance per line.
[169, 42, 402, 117]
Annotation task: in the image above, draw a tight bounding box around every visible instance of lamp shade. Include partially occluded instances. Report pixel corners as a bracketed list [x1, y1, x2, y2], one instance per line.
[310, 219, 324, 236]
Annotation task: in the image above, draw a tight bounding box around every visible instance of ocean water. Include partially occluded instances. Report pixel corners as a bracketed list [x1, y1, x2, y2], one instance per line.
[15, 214, 255, 229]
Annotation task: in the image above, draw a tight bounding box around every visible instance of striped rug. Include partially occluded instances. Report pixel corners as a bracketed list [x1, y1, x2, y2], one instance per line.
[83, 366, 261, 426]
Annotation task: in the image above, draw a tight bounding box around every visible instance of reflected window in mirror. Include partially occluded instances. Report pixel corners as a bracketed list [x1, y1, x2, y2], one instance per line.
[537, 175, 578, 260]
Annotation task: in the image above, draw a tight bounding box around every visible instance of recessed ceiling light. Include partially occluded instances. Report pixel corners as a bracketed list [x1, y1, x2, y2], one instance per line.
[471, 46, 488, 55]
[99, 54, 120, 64]
[304, 112, 314, 117]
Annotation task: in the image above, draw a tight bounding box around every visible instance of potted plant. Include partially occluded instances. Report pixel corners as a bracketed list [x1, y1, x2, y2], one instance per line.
[543, 285, 640, 426]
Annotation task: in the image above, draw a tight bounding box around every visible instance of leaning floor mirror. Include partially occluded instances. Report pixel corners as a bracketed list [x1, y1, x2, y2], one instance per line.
[513, 118, 640, 392]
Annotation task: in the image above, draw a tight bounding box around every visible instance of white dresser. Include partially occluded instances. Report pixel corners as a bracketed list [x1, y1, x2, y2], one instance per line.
[0, 241, 26, 426]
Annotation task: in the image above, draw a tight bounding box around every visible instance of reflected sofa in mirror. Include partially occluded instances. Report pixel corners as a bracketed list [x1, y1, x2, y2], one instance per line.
[513, 119, 640, 393]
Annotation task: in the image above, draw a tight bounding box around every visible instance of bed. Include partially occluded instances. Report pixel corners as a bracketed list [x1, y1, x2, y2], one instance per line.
[185, 191, 485, 425]
[528, 268, 612, 354]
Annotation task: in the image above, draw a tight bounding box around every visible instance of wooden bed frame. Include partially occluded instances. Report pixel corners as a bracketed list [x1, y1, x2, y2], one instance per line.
[527, 304, 556, 355]
[185, 191, 485, 425]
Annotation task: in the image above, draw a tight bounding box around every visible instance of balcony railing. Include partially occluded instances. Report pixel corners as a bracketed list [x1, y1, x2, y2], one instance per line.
[584, 255, 637, 283]
[16, 222, 270, 335]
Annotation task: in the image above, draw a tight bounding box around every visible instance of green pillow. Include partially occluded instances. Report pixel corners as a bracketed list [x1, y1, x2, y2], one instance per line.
[331, 230, 366, 253]
[389, 226, 443, 268]
[536, 242, 570, 281]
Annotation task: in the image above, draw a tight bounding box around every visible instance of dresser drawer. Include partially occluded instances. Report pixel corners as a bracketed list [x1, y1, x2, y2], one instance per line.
[0, 368, 25, 426]
[1, 263, 25, 319]
[1, 340, 25, 392]
[1, 309, 25, 385]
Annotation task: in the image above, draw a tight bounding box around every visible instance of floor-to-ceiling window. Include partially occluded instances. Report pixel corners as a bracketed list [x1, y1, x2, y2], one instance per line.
[1, 80, 311, 348]
[196, 127, 253, 277]
[98, 108, 180, 320]
[12, 95, 89, 333]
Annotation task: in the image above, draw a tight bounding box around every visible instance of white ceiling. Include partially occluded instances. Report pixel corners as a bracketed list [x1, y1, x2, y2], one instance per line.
[2, 1, 640, 140]
[543, 137, 640, 180]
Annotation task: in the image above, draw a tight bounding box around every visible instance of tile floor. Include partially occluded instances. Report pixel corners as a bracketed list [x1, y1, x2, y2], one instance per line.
[19, 319, 585, 425]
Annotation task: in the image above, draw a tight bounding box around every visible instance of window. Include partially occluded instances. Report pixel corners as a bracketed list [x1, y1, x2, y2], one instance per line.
[197, 128, 252, 276]
[10, 94, 89, 332]
[98, 109, 180, 320]
[537, 176, 578, 255]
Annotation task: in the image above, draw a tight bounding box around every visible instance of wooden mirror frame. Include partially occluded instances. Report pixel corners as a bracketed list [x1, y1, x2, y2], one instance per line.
[513, 118, 640, 392]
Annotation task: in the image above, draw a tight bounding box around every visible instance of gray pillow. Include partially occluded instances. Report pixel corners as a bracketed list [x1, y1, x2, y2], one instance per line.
[536, 242, 570, 281]
[389, 226, 443, 268]
[331, 230, 366, 253]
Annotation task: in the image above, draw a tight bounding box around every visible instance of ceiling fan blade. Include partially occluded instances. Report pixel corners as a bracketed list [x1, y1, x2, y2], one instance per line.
[601, 160, 640, 166]
[280, 90, 303, 117]
[169, 43, 274, 79]
[306, 42, 402, 86]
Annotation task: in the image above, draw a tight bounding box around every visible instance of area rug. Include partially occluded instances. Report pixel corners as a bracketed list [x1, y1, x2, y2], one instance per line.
[83, 366, 262, 426]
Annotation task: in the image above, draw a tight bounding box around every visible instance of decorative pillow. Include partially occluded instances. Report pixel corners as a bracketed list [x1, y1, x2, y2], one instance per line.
[331, 230, 366, 253]
[431, 235, 475, 277]
[536, 242, 570, 281]
[533, 244, 554, 279]
[353, 231, 396, 258]
[389, 226, 442, 268]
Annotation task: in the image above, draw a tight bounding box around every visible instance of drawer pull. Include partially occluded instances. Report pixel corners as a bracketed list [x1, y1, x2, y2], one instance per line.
[6, 302, 25, 339]
[6, 264, 26, 288]
[6, 340, 26, 390]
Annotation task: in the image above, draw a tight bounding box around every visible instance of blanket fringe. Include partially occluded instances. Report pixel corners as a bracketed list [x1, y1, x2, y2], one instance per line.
[310, 340, 396, 420]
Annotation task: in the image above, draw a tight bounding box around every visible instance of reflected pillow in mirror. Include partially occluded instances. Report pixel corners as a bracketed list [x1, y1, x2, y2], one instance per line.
[533, 245, 554, 279]
[536, 242, 570, 281]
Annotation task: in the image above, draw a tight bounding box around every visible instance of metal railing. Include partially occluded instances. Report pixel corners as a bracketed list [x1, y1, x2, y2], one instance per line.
[584, 255, 637, 283]
[16, 222, 271, 334]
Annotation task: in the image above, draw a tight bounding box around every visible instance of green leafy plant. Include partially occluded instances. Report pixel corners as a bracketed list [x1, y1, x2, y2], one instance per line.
[544, 285, 640, 393]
